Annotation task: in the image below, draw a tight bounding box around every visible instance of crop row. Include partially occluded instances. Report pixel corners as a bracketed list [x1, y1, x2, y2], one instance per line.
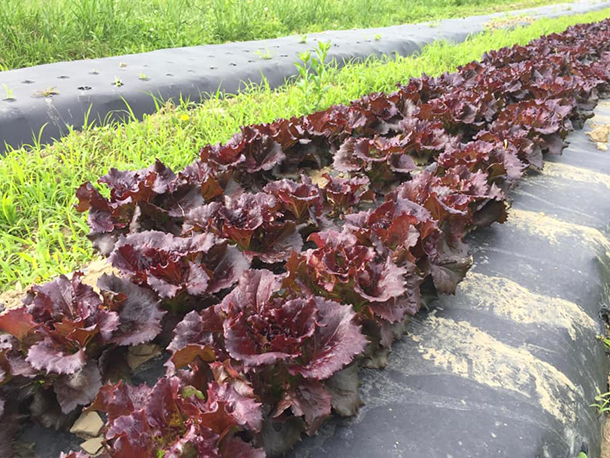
[1, 18, 610, 458]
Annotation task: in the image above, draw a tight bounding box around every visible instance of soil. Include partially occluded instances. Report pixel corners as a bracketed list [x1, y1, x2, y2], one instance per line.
[599, 375, 610, 458]
[0, 257, 116, 311]
[586, 122, 610, 150]
[307, 165, 335, 186]
[602, 418, 610, 458]
[69, 412, 104, 439]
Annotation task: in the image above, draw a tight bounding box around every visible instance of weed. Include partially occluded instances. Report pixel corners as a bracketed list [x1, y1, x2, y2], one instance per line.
[300, 34, 308, 44]
[2, 84, 15, 100]
[375, 33, 382, 41]
[597, 334, 610, 350]
[295, 41, 332, 112]
[35, 87, 59, 98]
[590, 387, 610, 415]
[138, 72, 149, 81]
[112, 76, 124, 87]
[255, 48, 273, 60]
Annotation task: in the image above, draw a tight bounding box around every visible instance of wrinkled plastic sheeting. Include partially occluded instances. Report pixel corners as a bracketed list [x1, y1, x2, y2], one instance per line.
[21, 97, 610, 458]
[288, 103, 610, 458]
[1, 1, 610, 154]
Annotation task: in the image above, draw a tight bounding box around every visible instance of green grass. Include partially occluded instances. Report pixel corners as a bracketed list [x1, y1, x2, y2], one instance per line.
[0, 0, 571, 71]
[1, 9, 610, 295]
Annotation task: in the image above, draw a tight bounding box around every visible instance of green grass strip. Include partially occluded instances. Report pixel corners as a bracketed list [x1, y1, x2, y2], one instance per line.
[1, 9, 609, 295]
[0, 0, 569, 70]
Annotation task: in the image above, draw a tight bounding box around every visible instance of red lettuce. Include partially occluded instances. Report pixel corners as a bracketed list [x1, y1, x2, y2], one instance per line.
[202, 125, 286, 174]
[110, 231, 249, 300]
[183, 193, 303, 263]
[85, 376, 264, 458]
[322, 173, 375, 212]
[334, 135, 417, 189]
[286, 228, 417, 323]
[263, 175, 326, 225]
[76, 160, 228, 255]
[219, 270, 367, 379]
[0, 272, 164, 414]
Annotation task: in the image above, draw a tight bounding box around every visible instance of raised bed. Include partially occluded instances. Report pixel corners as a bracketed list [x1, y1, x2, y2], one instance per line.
[0, 0, 608, 154]
[289, 104, 610, 457]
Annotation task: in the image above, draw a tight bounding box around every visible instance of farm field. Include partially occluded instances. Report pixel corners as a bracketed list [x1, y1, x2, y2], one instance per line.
[1, 6, 610, 456]
[0, 9, 609, 299]
[1, 0, 610, 453]
[0, 0, 572, 70]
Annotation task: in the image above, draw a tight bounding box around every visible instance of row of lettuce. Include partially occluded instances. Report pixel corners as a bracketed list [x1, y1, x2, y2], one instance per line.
[1, 18, 610, 458]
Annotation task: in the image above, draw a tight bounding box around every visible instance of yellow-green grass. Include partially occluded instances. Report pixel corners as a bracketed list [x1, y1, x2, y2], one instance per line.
[0, 0, 571, 70]
[1, 9, 609, 294]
